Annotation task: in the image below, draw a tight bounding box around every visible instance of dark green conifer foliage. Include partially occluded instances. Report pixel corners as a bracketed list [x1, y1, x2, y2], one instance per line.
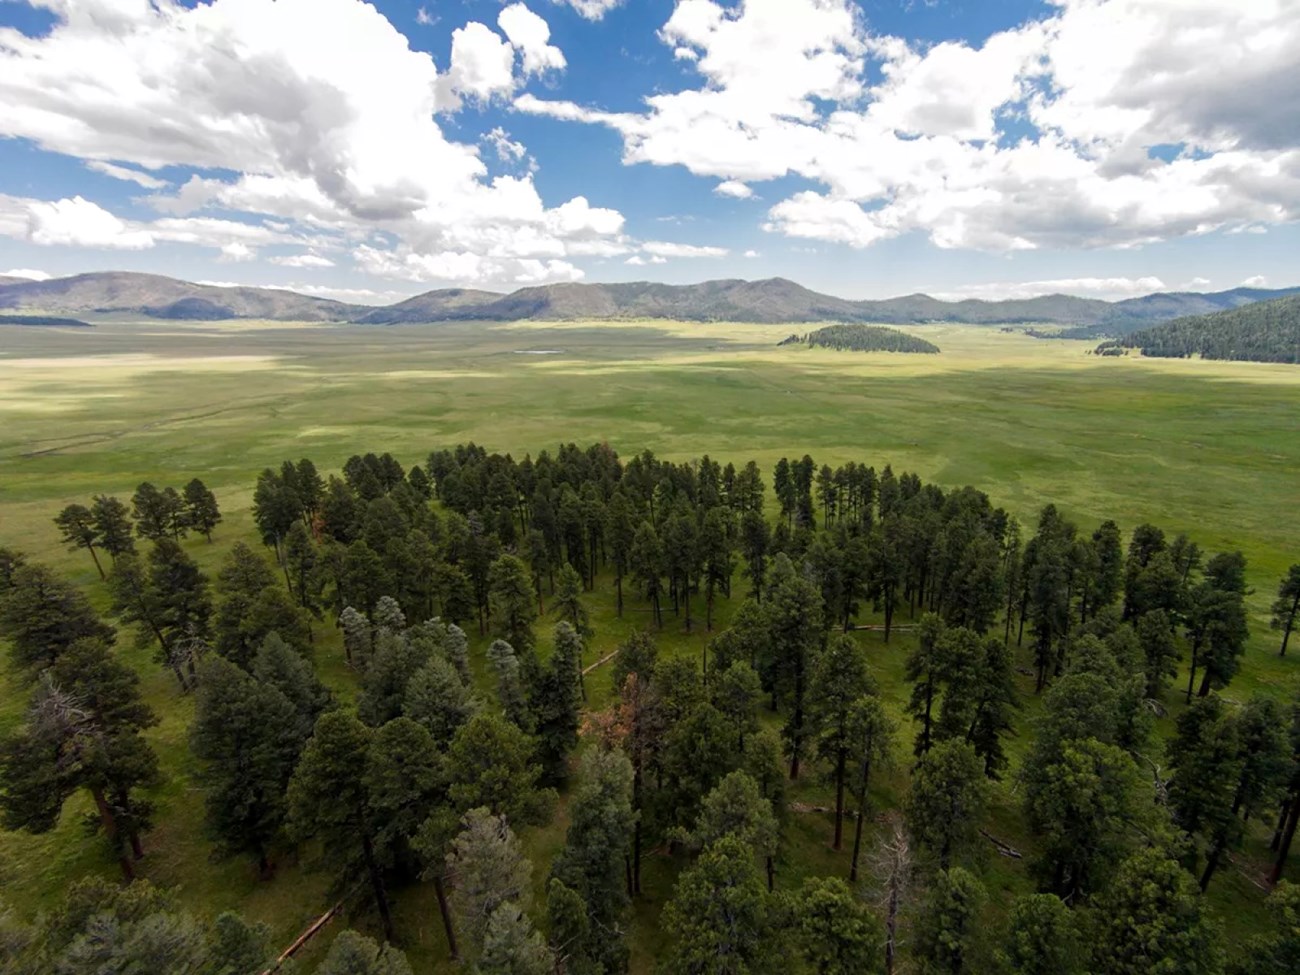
[660, 835, 770, 975]
[53, 504, 104, 578]
[999, 893, 1083, 975]
[0, 562, 115, 672]
[790, 876, 886, 975]
[90, 494, 135, 560]
[183, 478, 222, 541]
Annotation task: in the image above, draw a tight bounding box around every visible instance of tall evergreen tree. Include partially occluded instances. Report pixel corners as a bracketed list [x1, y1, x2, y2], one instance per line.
[182, 478, 222, 541]
[0, 562, 115, 672]
[790, 876, 885, 975]
[999, 894, 1083, 975]
[1271, 565, 1300, 657]
[913, 867, 986, 975]
[904, 740, 987, 871]
[660, 835, 770, 975]
[90, 494, 135, 560]
[53, 504, 105, 578]
[808, 633, 873, 849]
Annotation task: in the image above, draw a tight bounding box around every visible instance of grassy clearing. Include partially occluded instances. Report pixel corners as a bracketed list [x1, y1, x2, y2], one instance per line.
[1, 319, 1299, 969]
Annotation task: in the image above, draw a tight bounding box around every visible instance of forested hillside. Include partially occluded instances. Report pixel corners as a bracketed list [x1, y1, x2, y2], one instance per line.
[781, 323, 940, 353]
[2, 445, 1300, 974]
[1097, 295, 1300, 362]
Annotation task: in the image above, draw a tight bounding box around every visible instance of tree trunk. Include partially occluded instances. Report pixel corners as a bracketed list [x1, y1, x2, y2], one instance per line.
[433, 874, 459, 960]
[1281, 595, 1298, 656]
[832, 748, 847, 850]
[90, 786, 134, 881]
[1271, 797, 1300, 885]
[1186, 642, 1200, 704]
[361, 831, 395, 941]
[1200, 837, 1224, 891]
[87, 544, 105, 580]
[766, 854, 774, 892]
[1271, 798, 1293, 851]
[1197, 660, 1213, 698]
[616, 572, 624, 617]
[624, 854, 634, 898]
[849, 760, 870, 883]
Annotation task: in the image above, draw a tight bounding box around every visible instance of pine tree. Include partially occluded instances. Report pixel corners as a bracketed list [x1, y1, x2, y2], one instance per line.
[90, 494, 135, 560]
[904, 740, 987, 870]
[999, 894, 1083, 975]
[661, 835, 770, 975]
[315, 930, 412, 975]
[287, 711, 395, 940]
[690, 770, 779, 892]
[808, 633, 873, 849]
[764, 552, 823, 779]
[478, 902, 553, 975]
[53, 504, 105, 578]
[1271, 565, 1300, 657]
[488, 639, 533, 732]
[533, 622, 584, 782]
[214, 542, 307, 668]
[190, 656, 307, 876]
[630, 520, 666, 629]
[790, 876, 885, 975]
[0, 562, 115, 672]
[1090, 849, 1224, 975]
[445, 806, 533, 960]
[446, 713, 552, 827]
[358, 630, 431, 727]
[711, 660, 762, 750]
[845, 695, 896, 883]
[253, 632, 333, 737]
[183, 478, 222, 541]
[338, 605, 371, 665]
[554, 562, 593, 641]
[489, 554, 538, 661]
[403, 656, 481, 748]
[913, 867, 986, 975]
[904, 613, 947, 757]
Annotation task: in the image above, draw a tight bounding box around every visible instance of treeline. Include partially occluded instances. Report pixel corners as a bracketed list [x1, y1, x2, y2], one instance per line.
[1097, 294, 1300, 363]
[3, 442, 1300, 974]
[781, 322, 940, 354]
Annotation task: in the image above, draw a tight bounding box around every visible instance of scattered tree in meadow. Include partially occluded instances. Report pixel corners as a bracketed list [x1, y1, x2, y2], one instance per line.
[53, 504, 105, 578]
[1272, 565, 1300, 657]
[90, 494, 135, 560]
[0, 561, 115, 672]
[183, 478, 222, 541]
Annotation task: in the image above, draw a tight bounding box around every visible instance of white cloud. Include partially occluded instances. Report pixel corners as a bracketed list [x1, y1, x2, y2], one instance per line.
[219, 242, 255, 262]
[643, 240, 728, 258]
[485, 127, 528, 163]
[553, 0, 624, 21]
[743, 249, 759, 258]
[1, 268, 51, 280]
[933, 276, 1167, 302]
[626, 255, 667, 266]
[270, 252, 336, 268]
[715, 179, 753, 199]
[1184, 276, 1212, 289]
[445, 21, 517, 102]
[0, 0, 626, 287]
[499, 4, 566, 76]
[416, 7, 437, 27]
[85, 160, 168, 189]
[1241, 275, 1268, 288]
[520, 0, 1300, 252]
[26, 195, 155, 249]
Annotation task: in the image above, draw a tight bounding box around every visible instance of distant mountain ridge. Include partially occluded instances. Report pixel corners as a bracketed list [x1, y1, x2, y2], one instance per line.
[1, 271, 1297, 330]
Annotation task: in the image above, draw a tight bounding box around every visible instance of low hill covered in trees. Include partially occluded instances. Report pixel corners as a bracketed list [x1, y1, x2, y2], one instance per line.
[780, 323, 940, 353]
[1097, 294, 1300, 363]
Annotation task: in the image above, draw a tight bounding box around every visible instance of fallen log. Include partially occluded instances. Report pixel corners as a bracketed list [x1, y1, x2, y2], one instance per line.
[260, 901, 343, 974]
[980, 829, 1023, 859]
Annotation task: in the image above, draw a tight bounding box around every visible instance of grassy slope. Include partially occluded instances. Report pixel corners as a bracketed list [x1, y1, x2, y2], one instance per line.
[1, 320, 1299, 970]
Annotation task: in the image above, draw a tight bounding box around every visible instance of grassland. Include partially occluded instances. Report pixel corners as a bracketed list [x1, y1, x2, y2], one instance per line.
[1, 317, 1299, 970]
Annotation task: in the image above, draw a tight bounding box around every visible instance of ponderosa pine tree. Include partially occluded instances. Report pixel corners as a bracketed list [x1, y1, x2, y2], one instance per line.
[904, 613, 947, 758]
[740, 508, 771, 602]
[689, 770, 779, 892]
[190, 655, 307, 876]
[1090, 848, 1224, 975]
[712, 659, 762, 750]
[445, 806, 532, 961]
[478, 902, 553, 975]
[964, 635, 1019, 779]
[287, 711, 395, 940]
[791, 876, 885, 975]
[338, 605, 371, 665]
[661, 834, 771, 975]
[358, 629, 431, 727]
[145, 538, 212, 686]
[630, 520, 666, 629]
[445, 713, 552, 827]
[315, 930, 412, 975]
[0, 641, 158, 880]
[253, 632, 333, 737]
[912, 867, 986, 975]
[550, 749, 635, 971]
[808, 633, 873, 849]
[132, 481, 180, 541]
[1271, 565, 1300, 657]
[90, 494, 135, 561]
[764, 552, 823, 779]
[183, 478, 221, 541]
[213, 542, 308, 669]
[489, 554, 537, 662]
[283, 521, 325, 626]
[0, 561, 115, 672]
[403, 656, 481, 748]
[363, 717, 444, 878]
[999, 893, 1083, 975]
[553, 562, 593, 644]
[904, 740, 987, 871]
[533, 622, 584, 783]
[53, 503, 104, 578]
[1190, 552, 1250, 699]
[846, 695, 896, 884]
[1232, 881, 1300, 975]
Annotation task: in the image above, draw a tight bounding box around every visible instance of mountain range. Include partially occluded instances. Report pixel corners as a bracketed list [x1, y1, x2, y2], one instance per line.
[2, 271, 1298, 333]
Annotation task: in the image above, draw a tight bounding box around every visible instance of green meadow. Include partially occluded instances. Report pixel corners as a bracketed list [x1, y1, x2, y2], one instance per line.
[2, 317, 1299, 971]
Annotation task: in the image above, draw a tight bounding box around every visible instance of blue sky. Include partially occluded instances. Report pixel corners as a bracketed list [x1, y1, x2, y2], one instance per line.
[0, 0, 1296, 303]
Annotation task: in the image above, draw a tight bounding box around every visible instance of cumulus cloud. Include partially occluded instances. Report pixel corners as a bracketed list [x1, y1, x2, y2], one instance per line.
[499, 4, 566, 76]
[715, 180, 753, 199]
[27, 196, 155, 249]
[743, 249, 759, 258]
[0, 0, 626, 287]
[554, 0, 624, 21]
[520, 0, 1300, 252]
[626, 254, 667, 266]
[1, 268, 51, 280]
[485, 127, 529, 163]
[933, 276, 1168, 302]
[1241, 275, 1268, 287]
[643, 240, 729, 258]
[85, 160, 169, 189]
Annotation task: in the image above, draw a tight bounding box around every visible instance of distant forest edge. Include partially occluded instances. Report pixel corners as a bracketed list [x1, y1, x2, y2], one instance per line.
[780, 323, 940, 354]
[1096, 294, 1300, 364]
[3, 271, 1300, 329]
[0, 313, 93, 327]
